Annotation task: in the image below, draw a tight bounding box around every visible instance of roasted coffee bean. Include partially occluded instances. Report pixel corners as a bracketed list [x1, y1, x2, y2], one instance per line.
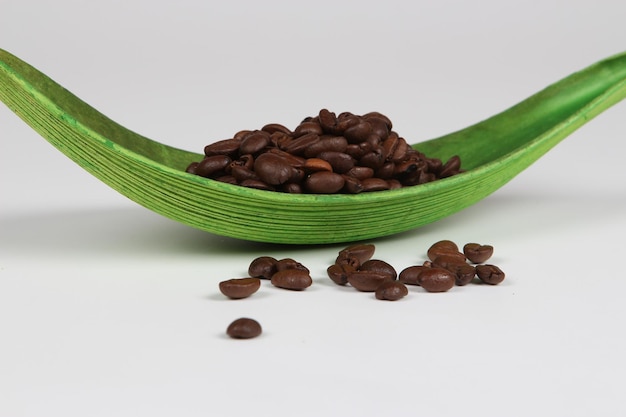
[195, 155, 231, 178]
[359, 259, 397, 280]
[399, 265, 428, 285]
[341, 175, 364, 194]
[345, 166, 374, 180]
[439, 155, 462, 178]
[275, 258, 309, 273]
[432, 253, 467, 270]
[261, 123, 291, 135]
[361, 177, 390, 192]
[248, 256, 278, 279]
[318, 108, 337, 133]
[304, 158, 333, 173]
[475, 264, 505, 285]
[219, 278, 261, 299]
[317, 151, 355, 174]
[463, 243, 494, 264]
[282, 132, 320, 155]
[254, 152, 299, 185]
[271, 269, 313, 290]
[293, 121, 324, 137]
[303, 135, 348, 158]
[453, 263, 476, 286]
[359, 147, 385, 169]
[327, 263, 356, 286]
[343, 120, 372, 143]
[185, 161, 199, 174]
[204, 138, 241, 156]
[375, 162, 395, 179]
[336, 244, 376, 268]
[427, 240, 460, 261]
[239, 131, 270, 155]
[375, 281, 409, 301]
[347, 271, 392, 292]
[305, 171, 346, 194]
[418, 267, 456, 292]
[227, 318, 262, 339]
[240, 179, 275, 190]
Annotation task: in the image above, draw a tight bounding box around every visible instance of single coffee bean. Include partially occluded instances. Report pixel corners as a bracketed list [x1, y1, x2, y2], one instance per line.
[347, 271, 392, 292]
[427, 240, 460, 261]
[305, 171, 345, 194]
[240, 179, 275, 190]
[227, 318, 262, 339]
[336, 244, 376, 268]
[439, 155, 462, 178]
[239, 130, 270, 155]
[204, 138, 242, 156]
[453, 263, 476, 286]
[359, 259, 397, 280]
[275, 258, 309, 273]
[432, 253, 467, 271]
[345, 166, 374, 180]
[399, 265, 429, 285]
[463, 243, 494, 264]
[303, 158, 333, 173]
[475, 264, 506, 285]
[317, 151, 355, 174]
[375, 280, 409, 301]
[342, 175, 364, 194]
[293, 121, 324, 137]
[361, 177, 390, 192]
[303, 135, 348, 158]
[219, 277, 261, 299]
[248, 256, 278, 279]
[261, 123, 291, 135]
[327, 263, 356, 286]
[271, 269, 313, 290]
[318, 108, 338, 133]
[418, 267, 456, 292]
[195, 155, 232, 178]
[254, 152, 299, 185]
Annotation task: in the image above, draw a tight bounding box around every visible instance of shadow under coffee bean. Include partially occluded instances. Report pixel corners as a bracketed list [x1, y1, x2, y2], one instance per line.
[187, 109, 463, 194]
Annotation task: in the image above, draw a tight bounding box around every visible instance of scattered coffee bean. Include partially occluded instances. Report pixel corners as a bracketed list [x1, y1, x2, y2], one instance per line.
[375, 281, 409, 301]
[336, 244, 376, 268]
[227, 318, 262, 339]
[463, 243, 494, 264]
[359, 259, 397, 280]
[327, 263, 355, 286]
[187, 109, 463, 194]
[453, 263, 476, 286]
[275, 258, 310, 273]
[475, 264, 506, 285]
[219, 278, 261, 299]
[398, 265, 428, 286]
[347, 271, 393, 292]
[427, 240, 460, 261]
[418, 267, 456, 292]
[248, 256, 278, 279]
[271, 269, 313, 290]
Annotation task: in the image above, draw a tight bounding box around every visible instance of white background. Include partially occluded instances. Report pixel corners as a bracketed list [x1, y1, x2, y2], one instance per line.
[2, 1, 626, 416]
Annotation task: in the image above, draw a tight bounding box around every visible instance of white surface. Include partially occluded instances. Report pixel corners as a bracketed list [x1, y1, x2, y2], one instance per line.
[2, 1, 626, 416]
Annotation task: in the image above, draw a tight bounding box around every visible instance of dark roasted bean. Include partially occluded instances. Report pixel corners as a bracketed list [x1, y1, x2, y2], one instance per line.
[195, 155, 232, 178]
[375, 281, 409, 301]
[345, 166, 374, 180]
[344, 121, 372, 143]
[463, 243, 494, 264]
[399, 265, 428, 285]
[419, 267, 456, 292]
[359, 259, 397, 280]
[261, 123, 291, 135]
[282, 132, 320, 155]
[248, 256, 278, 279]
[293, 121, 323, 137]
[227, 318, 262, 339]
[347, 271, 392, 292]
[427, 240, 460, 261]
[304, 158, 333, 173]
[254, 153, 299, 185]
[475, 264, 505, 285]
[240, 179, 274, 190]
[439, 155, 462, 178]
[432, 253, 468, 270]
[359, 147, 385, 169]
[342, 175, 364, 194]
[305, 171, 345, 194]
[204, 138, 241, 156]
[453, 264, 476, 286]
[336, 244, 376, 268]
[271, 269, 313, 290]
[327, 263, 356, 286]
[317, 151, 355, 174]
[303, 135, 348, 158]
[275, 258, 309, 273]
[219, 278, 261, 299]
[239, 131, 270, 155]
[361, 177, 390, 192]
[318, 108, 338, 133]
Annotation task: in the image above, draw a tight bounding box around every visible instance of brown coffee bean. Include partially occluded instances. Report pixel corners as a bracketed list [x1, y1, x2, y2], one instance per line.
[293, 121, 324, 137]
[240, 179, 275, 190]
[359, 259, 397, 280]
[261, 123, 291, 135]
[432, 253, 467, 270]
[359, 147, 385, 169]
[282, 132, 320, 155]
[453, 263, 476, 286]
[342, 175, 364, 194]
[253, 152, 299, 185]
[345, 166, 374, 180]
[305, 171, 345, 194]
[204, 138, 242, 156]
[399, 265, 428, 285]
[361, 177, 390, 192]
[463, 243, 494, 264]
[475, 264, 505, 285]
[317, 151, 355, 174]
[347, 271, 392, 292]
[344, 120, 373, 143]
[248, 256, 278, 279]
[318, 108, 337, 133]
[375, 281, 409, 301]
[418, 267, 456, 292]
[327, 263, 356, 286]
[303, 135, 348, 158]
[271, 269, 313, 290]
[227, 318, 262, 339]
[336, 244, 376, 268]
[427, 240, 460, 261]
[219, 278, 261, 299]
[275, 258, 309, 273]
[439, 155, 462, 178]
[195, 155, 232, 178]
[239, 131, 270, 155]
[304, 158, 333, 173]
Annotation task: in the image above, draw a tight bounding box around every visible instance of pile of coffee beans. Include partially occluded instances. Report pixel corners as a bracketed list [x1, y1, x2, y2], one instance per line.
[187, 109, 463, 194]
[222, 241, 506, 338]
